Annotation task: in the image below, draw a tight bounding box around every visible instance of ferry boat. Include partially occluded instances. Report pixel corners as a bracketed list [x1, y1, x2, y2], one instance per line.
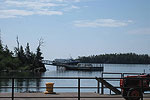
[53, 59, 79, 65]
[65, 63, 104, 71]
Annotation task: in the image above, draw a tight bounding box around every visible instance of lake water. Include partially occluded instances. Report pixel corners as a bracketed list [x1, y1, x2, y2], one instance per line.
[0, 64, 150, 93]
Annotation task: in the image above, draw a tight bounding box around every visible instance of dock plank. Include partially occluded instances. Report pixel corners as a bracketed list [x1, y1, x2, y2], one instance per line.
[0, 93, 150, 100]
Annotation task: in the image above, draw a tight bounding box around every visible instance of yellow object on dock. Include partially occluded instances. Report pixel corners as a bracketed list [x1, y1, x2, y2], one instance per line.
[44, 82, 55, 94]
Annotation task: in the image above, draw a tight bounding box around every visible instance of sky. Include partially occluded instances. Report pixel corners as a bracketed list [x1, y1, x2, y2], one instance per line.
[0, 0, 150, 60]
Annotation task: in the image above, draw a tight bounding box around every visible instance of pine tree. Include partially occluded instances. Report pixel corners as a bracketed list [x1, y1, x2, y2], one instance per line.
[0, 42, 3, 53]
[0, 29, 2, 52]
[0, 35, 46, 72]
[33, 39, 46, 72]
[18, 46, 26, 64]
[36, 38, 44, 63]
[25, 43, 31, 57]
[25, 43, 31, 64]
[14, 36, 20, 57]
[4, 45, 12, 56]
[36, 45, 43, 62]
[0, 39, 3, 53]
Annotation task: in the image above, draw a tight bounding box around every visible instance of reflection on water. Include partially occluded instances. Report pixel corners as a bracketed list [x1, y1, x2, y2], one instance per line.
[0, 72, 43, 93]
[0, 64, 150, 93]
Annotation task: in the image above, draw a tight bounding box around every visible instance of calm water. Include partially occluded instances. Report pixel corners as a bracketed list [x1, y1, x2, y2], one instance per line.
[0, 64, 150, 93]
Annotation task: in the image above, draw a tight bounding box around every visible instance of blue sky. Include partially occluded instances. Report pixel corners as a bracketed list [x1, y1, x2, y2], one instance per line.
[0, 0, 150, 60]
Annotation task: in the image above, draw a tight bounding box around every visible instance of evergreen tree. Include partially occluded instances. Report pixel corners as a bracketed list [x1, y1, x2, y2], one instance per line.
[18, 46, 26, 64]
[35, 38, 44, 63]
[78, 53, 150, 64]
[3, 45, 13, 57]
[25, 43, 31, 64]
[0, 39, 3, 53]
[14, 36, 20, 57]
[36, 45, 43, 62]
[33, 39, 46, 72]
[25, 43, 31, 58]
[0, 36, 46, 72]
[0, 29, 2, 52]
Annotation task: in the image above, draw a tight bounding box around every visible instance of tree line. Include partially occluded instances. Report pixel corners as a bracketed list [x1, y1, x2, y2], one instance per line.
[77, 53, 150, 64]
[0, 37, 46, 72]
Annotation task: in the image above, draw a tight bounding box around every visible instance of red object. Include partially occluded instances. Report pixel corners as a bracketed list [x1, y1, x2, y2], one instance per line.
[120, 74, 150, 100]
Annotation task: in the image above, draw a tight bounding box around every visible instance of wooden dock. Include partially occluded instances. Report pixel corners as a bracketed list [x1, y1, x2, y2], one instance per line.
[0, 92, 150, 100]
[1, 73, 150, 100]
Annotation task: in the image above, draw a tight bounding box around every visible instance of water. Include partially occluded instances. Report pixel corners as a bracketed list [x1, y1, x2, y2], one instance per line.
[0, 64, 150, 93]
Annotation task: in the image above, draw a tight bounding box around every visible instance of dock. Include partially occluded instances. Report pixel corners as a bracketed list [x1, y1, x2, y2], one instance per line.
[0, 93, 150, 100]
[1, 73, 150, 100]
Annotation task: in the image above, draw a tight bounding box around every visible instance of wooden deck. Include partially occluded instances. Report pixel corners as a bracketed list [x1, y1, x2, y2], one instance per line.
[0, 92, 150, 100]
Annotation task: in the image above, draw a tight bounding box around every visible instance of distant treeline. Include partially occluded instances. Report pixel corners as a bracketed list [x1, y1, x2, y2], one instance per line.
[0, 37, 46, 72]
[77, 53, 150, 64]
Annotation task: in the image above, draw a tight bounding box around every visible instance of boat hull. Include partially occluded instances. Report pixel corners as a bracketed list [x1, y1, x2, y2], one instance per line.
[65, 66, 103, 71]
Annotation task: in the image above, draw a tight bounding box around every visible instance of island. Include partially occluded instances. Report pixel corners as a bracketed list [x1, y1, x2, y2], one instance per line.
[0, 37, 46, 72]
[77, 53, 150, 64]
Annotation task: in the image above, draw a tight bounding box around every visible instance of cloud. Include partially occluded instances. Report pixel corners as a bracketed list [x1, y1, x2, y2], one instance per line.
[0, 10, 34, 18]
[5, 0, 61, 10]
[0, 0, 81, 18]
[128, 28, 150, 35]
[63, 5, 80, 11]
[36, 10, 63, 15]
[53, 0, 80, 2]
[0, 9, 62, 18]
[74, 19, 133, 27]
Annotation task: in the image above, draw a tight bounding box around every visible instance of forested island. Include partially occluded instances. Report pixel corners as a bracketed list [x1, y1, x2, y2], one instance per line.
[0, 38, 46, 72]
[78, 53, 150, 64]
[1, 37, 150, 72]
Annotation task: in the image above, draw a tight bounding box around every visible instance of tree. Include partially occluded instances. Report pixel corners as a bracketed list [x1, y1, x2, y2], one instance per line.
[3, 45, 13, 57]
[0, 36, 46, 72]
[14, 36, 20, 57]
[33, 38, 46, 72]
[25, 43, 31, 64]
[36, 46, 43, 62]
[18, 46, 26, 64]
[0, 29, 3, 52]
[36, 38, 44, 62]
[25, 43, 31, 58]
[0, 39, 3, 54]
[78, 53, 150, 64]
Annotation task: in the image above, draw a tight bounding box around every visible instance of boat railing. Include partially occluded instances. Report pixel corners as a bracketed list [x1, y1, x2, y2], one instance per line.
[77, 63, 104, 67]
